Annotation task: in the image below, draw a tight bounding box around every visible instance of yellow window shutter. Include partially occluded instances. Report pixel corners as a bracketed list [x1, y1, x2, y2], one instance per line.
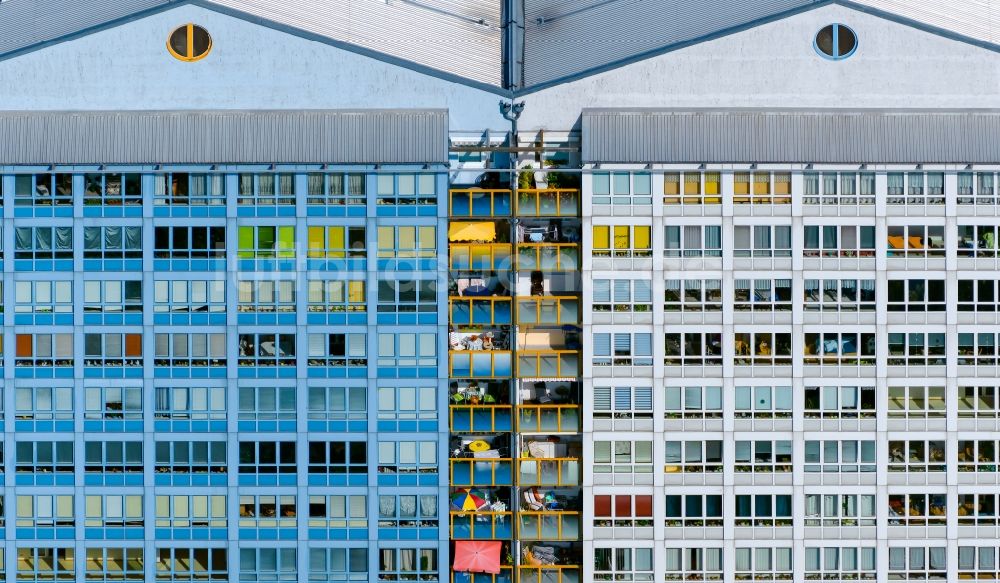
[663, 173, 680, 195]
[634, 226, 651, 249]
[592, 226, 610, 250]
[614, 225, 630, 250]
[705, 172, 721, 195]
[328, 227, 346, 258]
[307, 227, 324, 258]
[348, 281, 365, 303]
[418, 226, 436, 249]
[734, 172, 751, 195]
[377, 227, 394, 252]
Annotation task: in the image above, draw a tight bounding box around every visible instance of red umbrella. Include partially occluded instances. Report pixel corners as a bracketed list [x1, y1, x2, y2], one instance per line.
[452, 540, 502, 574]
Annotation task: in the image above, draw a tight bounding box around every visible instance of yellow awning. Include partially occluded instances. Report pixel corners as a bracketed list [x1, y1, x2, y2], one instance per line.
[449, 222, 496, 242]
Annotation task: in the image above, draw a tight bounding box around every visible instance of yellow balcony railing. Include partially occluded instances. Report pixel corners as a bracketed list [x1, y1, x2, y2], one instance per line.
[450, 458, 513, 487]
[515, 296, 580, 326]
[516, 351, 580, 378]
[450, 189, 512, 218]
[515, 243, 579, 271]
[449, 351, 513, 379]
[517, 457, 580, 487]
[517, 511, 581, 541]
[451, 566, 514, 583]
[450, 404, 514, 433]
[516, 404, 581, 433]
[516, 189, 580, 217]
[518, 565, 581, 583]
[450, 510, 514, 539]
[450, 296, 513, 326]
[450, 243, 512, 271]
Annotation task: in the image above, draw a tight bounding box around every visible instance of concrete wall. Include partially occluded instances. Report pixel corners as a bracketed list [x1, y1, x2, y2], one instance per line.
[0, 4, 508, 131]
[520, 4, 1000, 130]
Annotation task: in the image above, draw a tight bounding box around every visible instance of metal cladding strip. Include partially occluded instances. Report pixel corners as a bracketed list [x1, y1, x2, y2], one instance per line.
[0, 109, 450, 164]
[582, 109, 1000, 164]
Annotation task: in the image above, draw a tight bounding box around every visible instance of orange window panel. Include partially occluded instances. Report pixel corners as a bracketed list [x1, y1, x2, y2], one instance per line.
[16, 334, 32, 357]
[124, 334, 143, 357]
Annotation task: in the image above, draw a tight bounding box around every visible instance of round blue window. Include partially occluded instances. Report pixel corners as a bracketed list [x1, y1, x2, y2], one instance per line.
[815, 24, 857, 60]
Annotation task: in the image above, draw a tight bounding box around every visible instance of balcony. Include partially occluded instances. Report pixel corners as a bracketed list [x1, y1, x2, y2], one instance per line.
[518, 565, 581, 583]
[450, 351, 512, 379]
[452, 566, 514, 583]
[518, 511, 581, 541]
[517, 405, 580, 433]
[516, 296, 580, 326]
[450, 511, 513, 539]
[516, 243, 579, 271]
[450, 405, 514, 433]
[516, 189, 580, 218]
[450, 458, 513, 487]
[516, 351, 580, 378]
[450, 243, 512, 271]
[450, 189, 512, 217]
[517, 458, 581, 487]
[451, 297, 512, 327]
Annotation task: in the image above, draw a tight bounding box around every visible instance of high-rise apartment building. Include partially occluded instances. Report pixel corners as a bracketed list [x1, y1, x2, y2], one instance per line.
[2, 0, 1000, 581]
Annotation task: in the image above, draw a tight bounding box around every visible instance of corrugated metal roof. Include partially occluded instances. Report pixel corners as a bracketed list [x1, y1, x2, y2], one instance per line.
[0, 109, 449, 164]
[522, 0, 814, 89]
[0, 0, 502, 88]
[582, 109, 1000, 163]
[1, 0, 999, 92]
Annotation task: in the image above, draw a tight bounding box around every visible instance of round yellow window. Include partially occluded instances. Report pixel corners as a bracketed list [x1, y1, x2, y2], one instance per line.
[167, 24, 212, 62]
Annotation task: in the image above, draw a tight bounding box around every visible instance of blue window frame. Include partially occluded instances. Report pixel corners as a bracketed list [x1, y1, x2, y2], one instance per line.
[15, 386, 73, 420]
[155, 494, 227, 529]
[307, 333, 366, 367]
[238, 386, 296, 426]
[16, 441, 71, 474]
[238, 495, 297, 528]
[307, 172, 366, 206]
[83, 226, 142, 259]
[84, 440, 143, 474]
[377, 440, 438, 475]
[14, 173, 73, 207]
[308, 495, 367, 529]
[309, 547, 368, 581]
[154, 547, 228, 582]
[16, 495, 71, 527]
[238, 172, 295, 206]
[238, 441, 297, 475]
[84, 495, 144, 528]
[378, 548, 438, 582]
[84, 172, 142, 206]
[378, 494, 438, 528]
[239, 333, 296, 367]
[15, 226, 70, 259]
[154, 333, 227, 367]
[153, 172, 225, 207]
[15, 280, 71, 315]
[154, 226, 226, 258]
[376, 173, 436, 206]
[308, 441, 367, 475]
[84, 386, 142, 421]
[16, 547, 74, 581]
[154, 441, 227, 475]
[239, 547, 297, 582]
[84, 279, 142, 314]
[377, 386, 437, 426]
[154, 386, 226, 420]
[15, 333, 74, 368]
[153, 279, 227, 321]
[83, 547, 144, 582]
[84, 332, 143, 368]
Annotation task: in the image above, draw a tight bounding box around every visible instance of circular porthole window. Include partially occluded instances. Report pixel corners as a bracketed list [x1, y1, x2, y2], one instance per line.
[814, 23, 857, 60]
[167, 24, 212, 62]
